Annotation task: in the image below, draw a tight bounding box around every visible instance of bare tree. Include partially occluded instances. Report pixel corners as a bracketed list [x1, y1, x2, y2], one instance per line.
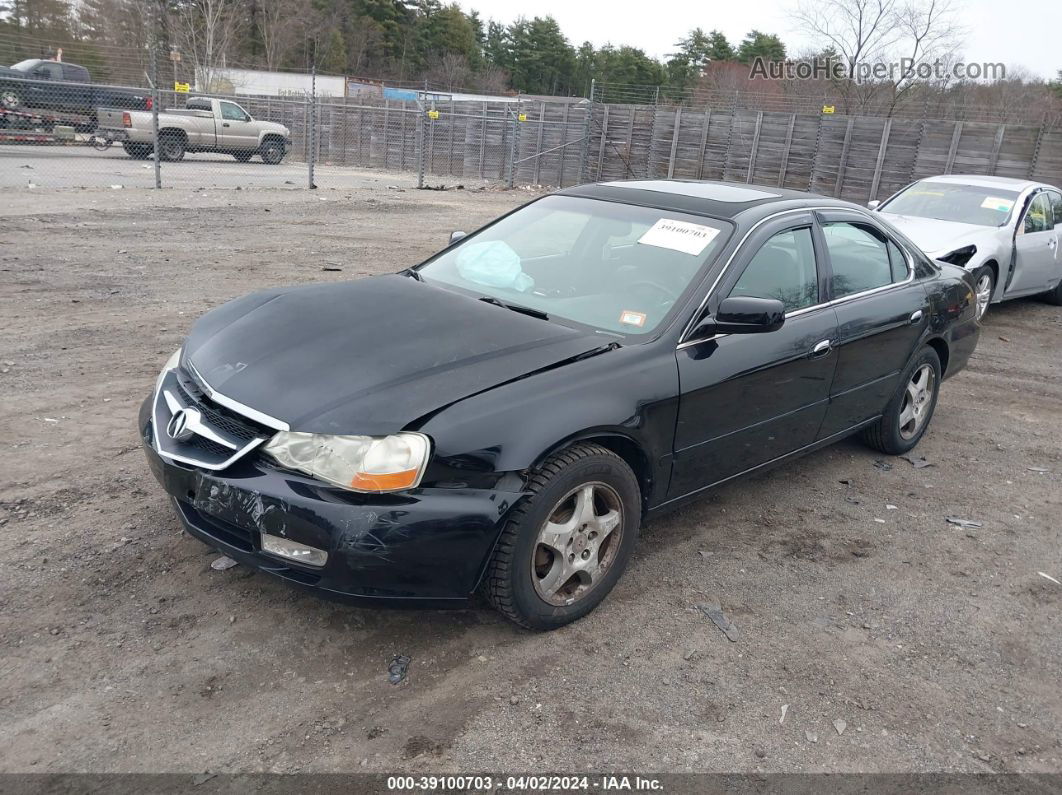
[794, 0, 962, 114]
[425, 53, 472, 91]
[173, 0, 244, 91]
[253, 0, 307, 71]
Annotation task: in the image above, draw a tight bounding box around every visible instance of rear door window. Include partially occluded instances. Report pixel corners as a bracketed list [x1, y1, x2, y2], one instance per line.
[62, 64, 90, 82]
[33, 62, 63, 80]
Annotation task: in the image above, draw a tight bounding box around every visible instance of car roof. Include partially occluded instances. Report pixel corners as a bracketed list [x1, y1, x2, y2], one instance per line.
[558, 179, 853, 221]
[916, 174, 1050, 192]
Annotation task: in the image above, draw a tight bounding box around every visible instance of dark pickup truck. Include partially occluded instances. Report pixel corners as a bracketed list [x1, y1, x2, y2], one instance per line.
[0, 59, 151, 123]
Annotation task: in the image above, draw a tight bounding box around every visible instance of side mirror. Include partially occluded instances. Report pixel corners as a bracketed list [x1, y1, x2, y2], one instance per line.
[867, 200, 880, 211]
[449, 231, 467, 245]
[693, 296, 786, 337]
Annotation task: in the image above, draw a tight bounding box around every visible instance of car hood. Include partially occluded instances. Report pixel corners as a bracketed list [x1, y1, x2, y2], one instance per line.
[879, 213, 1003, 255]
[182, 274, 605, 435]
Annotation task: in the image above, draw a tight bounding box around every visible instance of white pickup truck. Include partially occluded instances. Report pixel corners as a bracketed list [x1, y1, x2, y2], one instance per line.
[97, 96, 291, 163]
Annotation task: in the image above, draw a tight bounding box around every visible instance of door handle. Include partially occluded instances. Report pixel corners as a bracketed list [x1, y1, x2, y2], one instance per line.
[909, 309, 924, 324]
[810, 339, 832, 358]
[223, 122, 230, 127]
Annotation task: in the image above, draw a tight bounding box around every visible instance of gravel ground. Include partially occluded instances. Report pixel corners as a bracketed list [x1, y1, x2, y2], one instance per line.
[1, 176, 1060, 775]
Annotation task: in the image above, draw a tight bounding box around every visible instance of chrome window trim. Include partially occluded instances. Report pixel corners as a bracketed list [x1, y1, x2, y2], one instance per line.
[184, 359, 290, 431]
[678, 206, 914, 349]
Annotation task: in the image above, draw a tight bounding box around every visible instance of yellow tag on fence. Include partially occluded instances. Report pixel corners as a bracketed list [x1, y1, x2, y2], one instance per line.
[174, 81, 191, 93]
[517, 113, 527, 122]
[427, 109, 440, 120]
[822, 104, 835, 114]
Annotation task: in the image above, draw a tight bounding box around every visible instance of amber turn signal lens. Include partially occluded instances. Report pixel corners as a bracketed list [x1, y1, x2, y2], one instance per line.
[349, 469, 420, 492]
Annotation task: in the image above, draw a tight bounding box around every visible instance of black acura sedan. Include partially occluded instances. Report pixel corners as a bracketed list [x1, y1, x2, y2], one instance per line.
[141, 180, 980, 629]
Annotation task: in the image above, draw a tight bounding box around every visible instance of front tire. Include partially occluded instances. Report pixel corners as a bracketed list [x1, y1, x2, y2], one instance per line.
[259, 138, 285, 165]
[862, 346, 942, 455]
[1042, 278, 1062, 306]
[0, 88, 21, 110]
[972, 265, 994, 321]
[483, 443, 641, 630]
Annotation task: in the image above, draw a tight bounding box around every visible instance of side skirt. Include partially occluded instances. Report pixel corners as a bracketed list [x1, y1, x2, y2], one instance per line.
[647, 417, 880, 517]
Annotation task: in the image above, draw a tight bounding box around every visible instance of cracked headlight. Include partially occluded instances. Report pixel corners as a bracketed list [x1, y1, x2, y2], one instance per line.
[263, 431, 430, 492]
[937, 245, 977, 267]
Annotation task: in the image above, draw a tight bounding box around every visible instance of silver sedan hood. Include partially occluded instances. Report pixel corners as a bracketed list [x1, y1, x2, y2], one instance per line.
[879, 213, 1005, 256]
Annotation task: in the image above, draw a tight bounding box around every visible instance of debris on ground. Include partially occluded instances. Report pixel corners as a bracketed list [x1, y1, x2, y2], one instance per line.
[886, 504, 898, 510]
[946, 517, 983, 529]
[805, 730, 818, 743]
[780, 704, 789, 724]
[874, 460, 893, 471]
[902, 454, 934, 468]
[698, 603, 739, 642]
[210, 555, 238, 571]
[419, 184, 464, 191]
[321, 266, 342, 271]
[1038, 572, 1061, 585]
[834, 719, 847, 735]
[388, 655, 411, 685]
[1027, 466, 1049, 473]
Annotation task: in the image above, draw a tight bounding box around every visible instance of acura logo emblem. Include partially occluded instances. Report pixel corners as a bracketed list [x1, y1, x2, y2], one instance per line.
[166, 407, 199, 441]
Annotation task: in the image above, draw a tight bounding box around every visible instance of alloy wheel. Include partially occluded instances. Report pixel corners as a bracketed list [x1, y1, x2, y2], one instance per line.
[0, 90, 20, 110]
[531, 482, 623, 606]
[898, 364, 935, 440]
[975, 272, 992, 320]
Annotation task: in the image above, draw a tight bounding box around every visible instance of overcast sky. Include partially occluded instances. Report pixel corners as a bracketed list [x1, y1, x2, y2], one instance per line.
[461, 0, 1059, 80]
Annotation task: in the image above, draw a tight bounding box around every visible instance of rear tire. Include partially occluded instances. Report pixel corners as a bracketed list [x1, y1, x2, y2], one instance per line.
[157, 133, 185, 162]
[122, 142, 151, 160]
[972, 265, 994, 321]
[862, 346, 942, 456]
[483, 443, 640, 631]
[259, 138, 284, 165]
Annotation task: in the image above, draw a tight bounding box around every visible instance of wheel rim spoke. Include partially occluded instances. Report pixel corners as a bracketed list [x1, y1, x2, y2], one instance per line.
[532, 481, 624, 607]
[899, 364, 934, 440]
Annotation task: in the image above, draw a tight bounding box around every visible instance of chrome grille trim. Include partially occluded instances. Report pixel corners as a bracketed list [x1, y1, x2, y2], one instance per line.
[151, 367, 269, 471]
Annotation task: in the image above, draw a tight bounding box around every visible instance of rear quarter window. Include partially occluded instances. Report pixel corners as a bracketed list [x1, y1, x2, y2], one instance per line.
[63, 64, 90, 82]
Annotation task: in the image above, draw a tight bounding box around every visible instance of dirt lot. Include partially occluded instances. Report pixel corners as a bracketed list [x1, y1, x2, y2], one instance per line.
[1, 175, 1061, 775]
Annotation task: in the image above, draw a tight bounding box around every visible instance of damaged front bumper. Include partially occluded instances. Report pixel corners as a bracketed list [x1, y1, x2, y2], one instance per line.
[140, 398, 522, 604]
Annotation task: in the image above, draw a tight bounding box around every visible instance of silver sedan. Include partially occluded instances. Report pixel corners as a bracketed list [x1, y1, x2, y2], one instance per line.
[871, 175, 1062, 319]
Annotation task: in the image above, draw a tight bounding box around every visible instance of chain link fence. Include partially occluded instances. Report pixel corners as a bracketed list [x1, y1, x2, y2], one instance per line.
[3, 53, 1062, 198]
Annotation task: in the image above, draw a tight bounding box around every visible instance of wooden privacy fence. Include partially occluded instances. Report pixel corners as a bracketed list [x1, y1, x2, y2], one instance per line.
[586, 105, 1062, 201]
[157, 90, 1062, 194]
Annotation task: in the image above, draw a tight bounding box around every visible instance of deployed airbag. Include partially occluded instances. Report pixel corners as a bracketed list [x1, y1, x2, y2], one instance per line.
[455, 241, 534, 292]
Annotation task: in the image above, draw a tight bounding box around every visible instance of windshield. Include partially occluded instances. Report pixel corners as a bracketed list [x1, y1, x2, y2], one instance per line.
[417, 195, 730, 336]
[10, 60, 39, 72]
[882, 181, 1020, 226]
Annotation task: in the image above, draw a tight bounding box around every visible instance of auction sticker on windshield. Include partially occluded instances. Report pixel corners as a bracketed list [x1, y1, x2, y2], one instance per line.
[981, 196, 1015, 212]
[637, 218, 720, 256]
